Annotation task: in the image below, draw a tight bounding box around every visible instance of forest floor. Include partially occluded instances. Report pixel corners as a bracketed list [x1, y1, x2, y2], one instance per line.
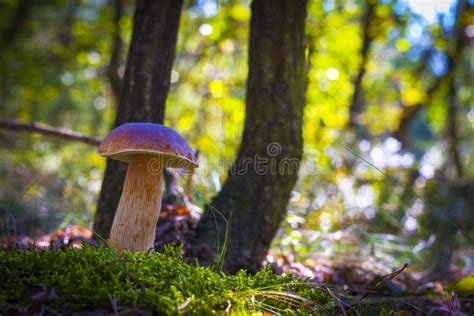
[2, 204, 473, 315]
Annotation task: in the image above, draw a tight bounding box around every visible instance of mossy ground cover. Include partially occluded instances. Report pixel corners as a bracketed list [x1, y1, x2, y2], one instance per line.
[0, 244, 394, 315]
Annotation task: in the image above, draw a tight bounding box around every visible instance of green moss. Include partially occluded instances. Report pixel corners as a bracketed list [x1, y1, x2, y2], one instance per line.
[0, 245, 334, 314]
[0, 245, 398, 314]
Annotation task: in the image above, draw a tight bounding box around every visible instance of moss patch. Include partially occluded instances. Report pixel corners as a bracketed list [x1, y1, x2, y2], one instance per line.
[0, 245, 338, 314]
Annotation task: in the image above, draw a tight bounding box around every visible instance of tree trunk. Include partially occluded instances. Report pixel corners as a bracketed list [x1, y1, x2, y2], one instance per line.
[107, 0, 124, 105]
[1, 0, 31, 47]
[444, 0, 469, 178]
[190, 0, 307, 273]
[348, 1, 375, 129]
[93, 0, 183, 238]
[447, 80, 463, 177]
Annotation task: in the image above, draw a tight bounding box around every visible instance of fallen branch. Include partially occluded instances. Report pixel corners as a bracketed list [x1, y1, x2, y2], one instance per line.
[0, 119, 102, 146]
[357, 263, 409, 304]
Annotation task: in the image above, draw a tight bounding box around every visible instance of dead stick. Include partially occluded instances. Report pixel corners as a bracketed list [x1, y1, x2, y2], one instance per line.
[0, 119, 102, 145]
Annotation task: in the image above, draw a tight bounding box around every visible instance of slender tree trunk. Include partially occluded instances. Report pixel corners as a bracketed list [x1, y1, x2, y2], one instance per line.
[348, 1, 375, 129]
[447, 80, 463, 177]
[107, 0, 124, 104]
[444, 0, 469, 178]
[422, 0, 471, 273]
[1, 0, 31, 47]
[190, 0, 307, 273]
[93, 0, 183, 238]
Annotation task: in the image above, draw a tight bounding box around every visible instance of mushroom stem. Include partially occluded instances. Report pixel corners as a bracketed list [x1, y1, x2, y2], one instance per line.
[109, 155, 163, 252]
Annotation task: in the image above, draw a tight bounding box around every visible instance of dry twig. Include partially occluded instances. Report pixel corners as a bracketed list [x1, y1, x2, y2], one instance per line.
[0, 119, 101, 145]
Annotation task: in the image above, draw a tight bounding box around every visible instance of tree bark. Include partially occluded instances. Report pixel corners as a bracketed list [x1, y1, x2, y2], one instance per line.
[93, 0, 183, 238]
[190, 0, 307, 273]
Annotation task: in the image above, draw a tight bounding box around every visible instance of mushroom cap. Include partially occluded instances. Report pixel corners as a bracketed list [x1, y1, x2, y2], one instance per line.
[98, 123, 198, 169]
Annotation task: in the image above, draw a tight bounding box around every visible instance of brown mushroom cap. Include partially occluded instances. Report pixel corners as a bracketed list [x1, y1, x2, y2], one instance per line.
[98, 123, 198, 169]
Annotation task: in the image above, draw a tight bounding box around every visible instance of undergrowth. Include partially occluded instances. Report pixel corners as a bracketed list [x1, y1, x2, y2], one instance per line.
[0, 244, 392, 315]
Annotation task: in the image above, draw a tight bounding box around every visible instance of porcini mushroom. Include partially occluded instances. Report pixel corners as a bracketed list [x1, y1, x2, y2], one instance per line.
[97, 123, 198, 252]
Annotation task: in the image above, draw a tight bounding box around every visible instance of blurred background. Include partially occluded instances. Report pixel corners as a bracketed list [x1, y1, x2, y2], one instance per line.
[0, 0, 473, 280]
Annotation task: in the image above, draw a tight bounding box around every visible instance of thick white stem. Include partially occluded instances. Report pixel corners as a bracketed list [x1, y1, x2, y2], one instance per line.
[109, 156, 163, 252]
